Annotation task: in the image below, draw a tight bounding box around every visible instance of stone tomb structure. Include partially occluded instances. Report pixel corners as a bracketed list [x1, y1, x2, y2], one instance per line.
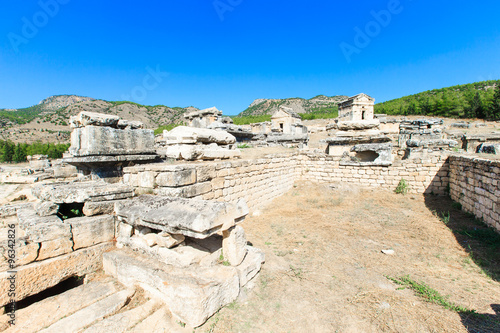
[338, 93, 375, 121]
[158, 126, 242, 161]
[64, 111, 157, 179]
[325, 94, 392, 166]
[183, 107, 222, 128]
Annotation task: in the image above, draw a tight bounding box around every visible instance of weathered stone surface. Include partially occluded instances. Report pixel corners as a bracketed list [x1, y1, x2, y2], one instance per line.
[83, 200, 117, 216]
[82, 299, 159, 333]
[222, 226, 247, 266]
[68, 215, 115, 250]
[236, 246, 265, 287]
[337, 119, 380, 131]
[476, 143, 500, 155]
[155, 182, 212, 198]
[117, 222, 134, 238]
[117, 119, 144, 129]
[39, 289, 135, 333]
[32, 181, 134, 203]
[0, 242, 113, 307]
[115, 195, 243, 239]
[4, 281, 119, 333]
[53, 164, 78, 178]
[17, 209, 71, 243]
[0, 203, 31, 218]
[165, 126, 236, 145]
[157, 244, 210, 267]
[156, 232, 185, 248]
[70, 111, 120, 128]
[69, 126, 155, 157]
[37, 238, 73, 261]
[126, 306, 184, 333]
[34, 201, 59, 216]
[156, 169, 197, 187]
[197, 165, 217, 182]
[163, 145, 241, 161]
[406, 139, 458, 148]
[0, 238, 39, 269]
[103, 249, 240, 327]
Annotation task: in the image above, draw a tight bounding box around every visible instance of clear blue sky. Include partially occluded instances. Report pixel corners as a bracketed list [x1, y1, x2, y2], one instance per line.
[1, 0, 499, 115]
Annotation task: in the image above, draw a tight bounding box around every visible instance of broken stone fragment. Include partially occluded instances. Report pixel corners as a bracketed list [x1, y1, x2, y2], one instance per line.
[70, 111, 120, 128]
[117, 119, 144, 129]
[83, 201, 118, 216]
[37, 238, 74, 261]
[67, 215, 115, 250]
[34, 201, 59, 217]
[164, 126, 236, 145]
[155, 232, 185, 248]
[117, 222, 133, 238]
[222, 226, 247, 266]
[115, 195, 247, 239]
[69, 126, 155, 157]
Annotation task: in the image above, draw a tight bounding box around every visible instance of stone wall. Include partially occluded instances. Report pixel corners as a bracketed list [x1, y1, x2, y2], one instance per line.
[298, 153, 450, 195]
[123, 153, 451, 211]
[123, 155, 301, 211]
[449, 155, 500, 233]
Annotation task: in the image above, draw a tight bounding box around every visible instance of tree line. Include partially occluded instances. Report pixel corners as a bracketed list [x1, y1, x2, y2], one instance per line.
[0, 140, 70, 163]
[375, 80, 500, 120]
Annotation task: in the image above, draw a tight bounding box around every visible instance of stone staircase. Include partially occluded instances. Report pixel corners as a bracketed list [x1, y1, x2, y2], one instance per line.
[1, 275, 192, 333]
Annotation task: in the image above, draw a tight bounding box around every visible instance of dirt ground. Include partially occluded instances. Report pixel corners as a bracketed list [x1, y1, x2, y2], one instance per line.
[196, 182, 500, 333]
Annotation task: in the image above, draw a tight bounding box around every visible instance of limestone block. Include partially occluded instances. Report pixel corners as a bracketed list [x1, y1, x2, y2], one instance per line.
[0, 238, 39, 269]
[68, 215, 115, 250]
[155, 232, 185, 248]
[6, 281, 119, 333]
[337, 119, 380, 131]
[197, 165, 217, 182]
[115, 195, 243, 239]
[83, 200, 117, 216]
[103, 249, 240, 327]
[70, 111, 120, 128]
[155, 182, 212, 198]
[82, 299, 158, 333]
[69, 126, 155, 157]
[222, 226, 247, 266]
[236, 246, 265, 287]
[53, 164, 78, 178]
[117, 222, 133, 238]
[17, 209, 71, 243]
[0, 242, 113, 307]
[117, 119, 144, 129]
[37, 238, 73, 261]
[39, 289, 135, 333]
[165, 126, 236, 145]
[32, 181, 134, 203]
[156, 169, 196, 187]
[157, 245, 210, 267]
[34, 201, 59, 217]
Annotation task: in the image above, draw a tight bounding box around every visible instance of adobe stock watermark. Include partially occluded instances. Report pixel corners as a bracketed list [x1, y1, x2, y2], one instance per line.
[8, 0, 70, 53]
[339, 0, 409, 63]
[213, 0, 243, 21]
[120, 65, 169, 103]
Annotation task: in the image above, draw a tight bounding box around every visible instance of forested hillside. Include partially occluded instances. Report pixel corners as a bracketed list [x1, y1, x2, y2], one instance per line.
[375, 80, 500, 119]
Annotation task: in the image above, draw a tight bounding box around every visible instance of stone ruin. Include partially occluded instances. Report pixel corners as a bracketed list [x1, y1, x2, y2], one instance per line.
[0, 111, 265, 329]
[324, 94, 393, 166]
[64, 112, 157, 180]
[183, 106, 222, 128]
[157, 126, 241, 161]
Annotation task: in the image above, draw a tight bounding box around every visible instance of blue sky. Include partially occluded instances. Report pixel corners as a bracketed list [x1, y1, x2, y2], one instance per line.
[0, 0, 499, 115]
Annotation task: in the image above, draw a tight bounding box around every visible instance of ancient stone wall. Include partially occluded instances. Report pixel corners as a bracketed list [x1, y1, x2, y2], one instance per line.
[123, 153, 451, 210]
[298, 153, 450, 195]
[123, 155, 301, 211]
[449, 155, 500, 233]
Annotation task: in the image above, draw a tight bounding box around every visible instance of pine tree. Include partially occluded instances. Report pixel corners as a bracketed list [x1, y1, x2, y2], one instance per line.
[13, 143, 26, 163]
[2, 141, 14, 162]
[468, 92, 485, 119]
[489, 85, 500, 120]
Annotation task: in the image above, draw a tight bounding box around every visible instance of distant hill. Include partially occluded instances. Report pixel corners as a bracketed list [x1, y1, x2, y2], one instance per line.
[0, 95, 197, 143]
[238, 95, 348, 117]
[375, 80, 500, 119]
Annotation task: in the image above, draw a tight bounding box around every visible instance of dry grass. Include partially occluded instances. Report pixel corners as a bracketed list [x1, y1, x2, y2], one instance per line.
[197, 182, 500, 333]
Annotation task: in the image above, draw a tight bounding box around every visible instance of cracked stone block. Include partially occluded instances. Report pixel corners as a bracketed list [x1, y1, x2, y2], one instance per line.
[68, 215, 115, 250]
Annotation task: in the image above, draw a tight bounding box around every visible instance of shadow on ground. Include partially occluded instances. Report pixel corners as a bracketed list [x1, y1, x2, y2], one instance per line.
[424, 194, 500, 332]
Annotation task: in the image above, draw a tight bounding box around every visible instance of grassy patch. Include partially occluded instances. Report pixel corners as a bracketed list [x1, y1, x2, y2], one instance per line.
[395, 178, 409, 195]
[387, 275, 470, 312]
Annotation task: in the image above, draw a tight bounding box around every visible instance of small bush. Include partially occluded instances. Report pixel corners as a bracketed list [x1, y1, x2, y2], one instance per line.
[395, 178, 409, 195]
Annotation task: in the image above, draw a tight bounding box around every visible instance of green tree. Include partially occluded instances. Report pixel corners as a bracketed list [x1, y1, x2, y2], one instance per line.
[2, 141, 14, 162]
[468, 92, 485, 119]
[13, 143, 27, 162]
[489, 85, 500, 120]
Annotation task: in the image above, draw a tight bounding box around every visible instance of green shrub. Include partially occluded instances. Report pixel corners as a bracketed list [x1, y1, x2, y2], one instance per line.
[395, 178, 409, 195]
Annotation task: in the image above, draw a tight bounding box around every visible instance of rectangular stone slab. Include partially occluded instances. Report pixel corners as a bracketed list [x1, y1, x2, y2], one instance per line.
[115, 195, 243, 239]
[69, 125, 155, 156]
[32, 181, 134, 203]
